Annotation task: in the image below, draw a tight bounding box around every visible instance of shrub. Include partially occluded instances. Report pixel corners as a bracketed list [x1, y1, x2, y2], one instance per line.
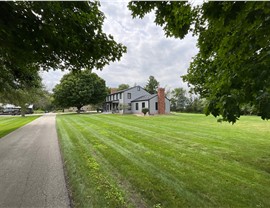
[142, 108, 149, 116]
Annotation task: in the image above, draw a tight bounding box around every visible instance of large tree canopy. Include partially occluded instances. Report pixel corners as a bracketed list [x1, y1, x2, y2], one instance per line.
[53, 70, 107, 111]
[0, 1, 126, 100]
[129, 1, 270, 123]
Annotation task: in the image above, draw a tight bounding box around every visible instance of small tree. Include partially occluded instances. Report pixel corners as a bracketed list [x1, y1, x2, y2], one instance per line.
[119, 104, 129, 114]
[142, 108, 149, 116]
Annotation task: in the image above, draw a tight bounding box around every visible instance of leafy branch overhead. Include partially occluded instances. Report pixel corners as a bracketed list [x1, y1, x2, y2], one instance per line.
[1, 1, 126, 71]
[129, 1, 270, 123]
[0, 2, 126, 100]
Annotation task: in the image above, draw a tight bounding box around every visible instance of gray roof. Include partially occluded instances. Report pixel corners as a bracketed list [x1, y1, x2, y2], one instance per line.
[131, 94, 157, 102]
[108, 85, 143, 95]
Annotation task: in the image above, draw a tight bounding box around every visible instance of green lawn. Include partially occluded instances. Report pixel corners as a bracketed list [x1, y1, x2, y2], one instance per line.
[56, 113, 270, 208]
[0, 116, 40, 138]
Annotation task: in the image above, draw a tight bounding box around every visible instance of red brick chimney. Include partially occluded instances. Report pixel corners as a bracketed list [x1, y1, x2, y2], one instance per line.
[158, 88, 165, 114]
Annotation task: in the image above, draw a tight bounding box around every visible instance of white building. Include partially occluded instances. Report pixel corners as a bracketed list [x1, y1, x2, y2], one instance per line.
[104, 86, 170, 115]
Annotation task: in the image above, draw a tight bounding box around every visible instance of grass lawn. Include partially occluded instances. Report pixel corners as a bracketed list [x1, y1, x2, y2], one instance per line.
[56, 113, 270, 208]
[0, 116, 40, 138]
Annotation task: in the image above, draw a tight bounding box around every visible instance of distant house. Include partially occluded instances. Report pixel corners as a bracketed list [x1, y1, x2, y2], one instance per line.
[104, 86, 170, 115]
[0, 103, 33, 115]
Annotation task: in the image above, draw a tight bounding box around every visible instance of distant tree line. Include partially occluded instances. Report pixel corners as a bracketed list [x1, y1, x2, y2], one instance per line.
[169, 88, 205, 113]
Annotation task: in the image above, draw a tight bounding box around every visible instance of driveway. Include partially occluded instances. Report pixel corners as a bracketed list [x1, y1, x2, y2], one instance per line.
[0, 113, 70, 208]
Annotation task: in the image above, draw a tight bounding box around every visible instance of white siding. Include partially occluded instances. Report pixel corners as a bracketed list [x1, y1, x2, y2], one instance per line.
[148, 97, 158, 114]
[123, 86, 150, 114]
[131, 101, 149, 114]
[165, 98, 170, 114]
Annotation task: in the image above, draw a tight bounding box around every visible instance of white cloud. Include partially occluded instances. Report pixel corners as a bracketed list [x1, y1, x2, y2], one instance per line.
[40, 70, 67, 92]
[41, 1, 199, 92]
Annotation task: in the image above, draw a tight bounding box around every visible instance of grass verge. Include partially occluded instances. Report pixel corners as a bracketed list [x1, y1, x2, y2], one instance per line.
[57, 113, 270, 208]
[0, 116, 40, 138]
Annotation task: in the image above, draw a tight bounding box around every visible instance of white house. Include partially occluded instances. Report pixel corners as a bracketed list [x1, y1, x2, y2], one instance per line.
[104, 86, 170, 115]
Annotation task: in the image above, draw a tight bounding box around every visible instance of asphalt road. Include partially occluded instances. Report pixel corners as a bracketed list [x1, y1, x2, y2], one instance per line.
[0, 114, 70, 208]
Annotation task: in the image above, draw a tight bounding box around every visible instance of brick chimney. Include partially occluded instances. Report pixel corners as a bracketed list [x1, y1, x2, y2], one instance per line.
[110, 88, 117, 94]
[158, 88, 165, 114]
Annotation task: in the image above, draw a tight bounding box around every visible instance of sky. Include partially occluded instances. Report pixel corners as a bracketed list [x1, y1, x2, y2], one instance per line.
[40, 1, 199, 92]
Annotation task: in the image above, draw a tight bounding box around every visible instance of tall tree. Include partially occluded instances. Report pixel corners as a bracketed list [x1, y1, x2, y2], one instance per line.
[170, 88, 189, 112]
[0, 2, 126, 101]
[129, 2, 270, 123]
[53, 71, 107, 112]
[145, 76, 159, 94]
[117, 84, 130, 91]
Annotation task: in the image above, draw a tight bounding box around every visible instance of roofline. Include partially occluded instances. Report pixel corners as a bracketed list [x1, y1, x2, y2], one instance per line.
[131, 95, 171, 102]
[131, 95, 158, 102]
[108, 85, 144, 96]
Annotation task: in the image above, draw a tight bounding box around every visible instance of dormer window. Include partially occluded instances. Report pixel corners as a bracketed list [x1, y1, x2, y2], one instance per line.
[137, 86, 140, 91]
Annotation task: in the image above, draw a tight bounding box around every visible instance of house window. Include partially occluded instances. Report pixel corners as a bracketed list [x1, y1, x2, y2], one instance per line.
[137, 86, 140, 91]
[142, 102, 145, 108]
[127, 93, 131, 99]
[128, 103, 131, 110]
[116, 94, 118, 100]
[155, 102, 158, 110]
[136, 103, 139, 110]
[119, 93, 122, 99]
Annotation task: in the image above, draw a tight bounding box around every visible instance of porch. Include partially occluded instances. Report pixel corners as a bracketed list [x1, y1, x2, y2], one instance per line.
[104, 101, 119, 113]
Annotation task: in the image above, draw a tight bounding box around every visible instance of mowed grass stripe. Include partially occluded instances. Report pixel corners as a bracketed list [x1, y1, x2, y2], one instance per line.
[84, 115, 270, 205]
[59, 114, 270, 206]
[92, 114, 270, 174]
[57, 116, 130, 208]
[89, 115, 269, 175]
[103, 114, 269, 151]
[58, 115, 206, 207]
[60, 115, 198, 207]
[57, 114, 270, 208]
[69, 116, 203, 207]
[0, 116, 40, 138]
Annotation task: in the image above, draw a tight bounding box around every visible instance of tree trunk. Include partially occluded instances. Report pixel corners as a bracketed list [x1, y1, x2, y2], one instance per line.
[20, 106, 26, 117]
[77, 106, 82, 113]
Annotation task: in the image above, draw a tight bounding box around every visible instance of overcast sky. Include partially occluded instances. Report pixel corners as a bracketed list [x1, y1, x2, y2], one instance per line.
[41, 1, 199, 92]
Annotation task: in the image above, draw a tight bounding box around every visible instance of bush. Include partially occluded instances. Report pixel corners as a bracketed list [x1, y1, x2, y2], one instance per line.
[142, 108, 149, 116]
